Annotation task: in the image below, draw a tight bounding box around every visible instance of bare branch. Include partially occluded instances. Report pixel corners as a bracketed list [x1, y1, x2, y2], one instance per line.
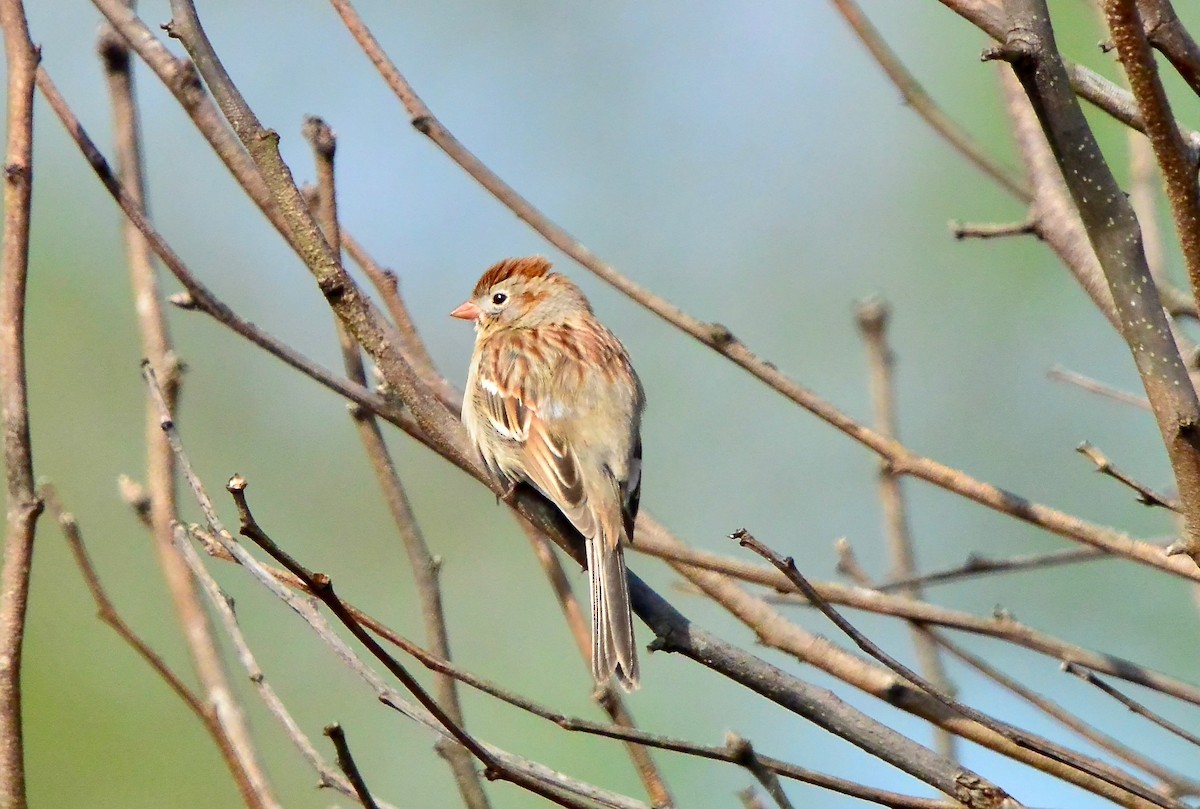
[0, 3, 43, 805]
[934, 635, 1200, 798]
[1064, 662, 1200, 750]
[1137, 0, 1200, 100]
[829, 0, 1029, 200]
[1077, 441, 1181, 511]
[985, 0, 1200, 561]
[733, 529, 1179, 809]
[1106, 0, 1200, 315]
[1048, 367, 1152, 410]
[324, 724, 382, 809]
[856, 299, 957, 761]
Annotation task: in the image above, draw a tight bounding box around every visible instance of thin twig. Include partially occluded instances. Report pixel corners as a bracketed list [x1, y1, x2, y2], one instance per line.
[172, 522, 402, 809]
[726, 735, 796, 809]
[337, 228, 460, 407]
[1063, 663, 1200, 750]
[1077, 441, 1181, 511]
[934, 633, 1200, 798]
[877, 545, 1111, 592]
[98, 9, 183, 550]
[302, 115, 490, 809]
[138, 363, 281, 809]
[829, 0, 1029, 201]
[325, 724, 382, 809]
[950, 220, 1038, 240]
[0, 2, 42, 805]
[43, 487, 206, 725]
[733, 529, 1181, 809]
[1047, 367, 1152, 411]
[857, 298, 957, 762]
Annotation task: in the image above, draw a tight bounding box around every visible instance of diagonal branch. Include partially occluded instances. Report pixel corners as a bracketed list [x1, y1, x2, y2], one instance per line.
[163, 0, 473, 474]
[985, 0, 1200, 561]
[1106, 0, 1200, 316]
[1136, 0, 1200, 99]
[830, 0, 1029, 201]
[733, 530, 1179, 809]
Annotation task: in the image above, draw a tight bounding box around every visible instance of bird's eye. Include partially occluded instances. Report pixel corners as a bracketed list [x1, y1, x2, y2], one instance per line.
[491, 292, 508, 305]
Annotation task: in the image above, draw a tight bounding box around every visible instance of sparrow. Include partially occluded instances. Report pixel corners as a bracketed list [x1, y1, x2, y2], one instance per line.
[451, 256, 644, 691]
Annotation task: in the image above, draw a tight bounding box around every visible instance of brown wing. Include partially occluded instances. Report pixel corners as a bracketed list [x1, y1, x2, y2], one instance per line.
[474, 333, 594, 536]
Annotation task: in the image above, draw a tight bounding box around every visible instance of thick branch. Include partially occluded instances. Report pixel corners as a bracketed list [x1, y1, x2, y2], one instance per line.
[163, 0, 474, 475]
[1106, 1, 1200, 317]
[986, 0, 1200, 560]
[1136, 0, 1200, 99]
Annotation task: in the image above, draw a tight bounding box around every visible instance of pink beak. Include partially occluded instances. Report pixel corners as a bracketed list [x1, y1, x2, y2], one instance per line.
[450, 301, 481, 321]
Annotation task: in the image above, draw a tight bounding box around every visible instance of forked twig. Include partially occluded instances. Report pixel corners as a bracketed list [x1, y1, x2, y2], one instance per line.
[733, 529, 1183, 809]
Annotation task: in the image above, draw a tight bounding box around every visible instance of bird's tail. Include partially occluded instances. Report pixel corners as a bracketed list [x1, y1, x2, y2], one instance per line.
[586, 522, 639, 691]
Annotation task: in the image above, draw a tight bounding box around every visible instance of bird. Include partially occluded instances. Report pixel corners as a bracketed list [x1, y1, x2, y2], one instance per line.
[451, 256, 644, 691]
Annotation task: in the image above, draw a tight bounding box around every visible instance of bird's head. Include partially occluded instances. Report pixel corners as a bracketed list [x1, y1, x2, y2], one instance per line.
[450, 256, 592, 334]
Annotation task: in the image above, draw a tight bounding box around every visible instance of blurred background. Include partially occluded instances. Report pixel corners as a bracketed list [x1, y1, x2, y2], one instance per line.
[9, 1, 1200, 806]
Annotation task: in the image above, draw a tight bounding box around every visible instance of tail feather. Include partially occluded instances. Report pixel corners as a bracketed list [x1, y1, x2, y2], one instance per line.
[587, 526, 639, 691]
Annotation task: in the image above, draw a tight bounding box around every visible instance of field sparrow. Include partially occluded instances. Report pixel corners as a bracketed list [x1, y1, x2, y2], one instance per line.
[451, 256, 644, 691]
